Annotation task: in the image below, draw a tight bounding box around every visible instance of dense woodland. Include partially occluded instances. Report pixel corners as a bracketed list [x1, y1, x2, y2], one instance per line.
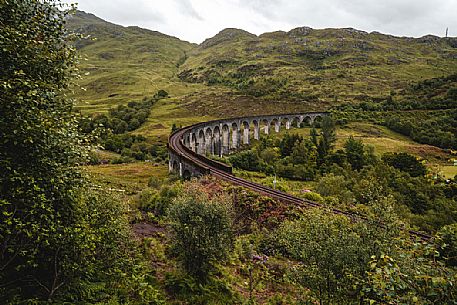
[335, 74, 457, 149]
[226, 117, 457, 233]
[1, 1, 457, 304]
[80, 93, 169, 164]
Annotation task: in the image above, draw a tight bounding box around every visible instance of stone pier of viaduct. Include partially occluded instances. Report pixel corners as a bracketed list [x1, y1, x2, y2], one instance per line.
[169, 112, 326, 178]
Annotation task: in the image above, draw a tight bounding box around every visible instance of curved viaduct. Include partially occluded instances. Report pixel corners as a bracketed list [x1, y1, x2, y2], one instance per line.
[167, 112, 431, 241]
[169, 112, 325, 177]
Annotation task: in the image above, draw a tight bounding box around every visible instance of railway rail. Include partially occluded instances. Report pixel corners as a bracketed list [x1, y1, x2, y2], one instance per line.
[168, 119, 432, 241]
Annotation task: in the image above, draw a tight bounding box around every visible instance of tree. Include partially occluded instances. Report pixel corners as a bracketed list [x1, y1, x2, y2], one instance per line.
[279, 133, 302, 157]
[382, 152, 427, 177]
[269, 199, 406, 304]
[169, 183, 234, 282]
[317, 116, 336, 163]
[344, 136, 366, 170]
[171, 122, 179, 133]
[1, 0, 83, 298]
[290, 139, 318, 179]
[361, 243, 457, 304]
[316, 173, 354, 205]
[113, 118, 128, 133]
[0, 1, 147, 302]
[437, 223, 457, 267]
[229, 150, 261, 171]
[310, 127, 319, 147]
[447, 87, 457, 99]
[259, 147, 279, 165]
[271, 210, 368, 303]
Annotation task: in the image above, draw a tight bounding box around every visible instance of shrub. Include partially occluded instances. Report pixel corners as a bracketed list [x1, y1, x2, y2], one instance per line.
[382, 152, 427, 177]
[164, 272, 240, 304]
[437, 223, 457, 266]
[168, 183, 234, 281]
[140, 185, 180, 217]
[316, 173, 354, 205]
[447, 87, 457, 99]
[156, 89, 169, 98]
[268, 210, 365, 303]
[300, 191, 324, 203]
[148, 176, 163, 189]
[229, 150, 261, 171]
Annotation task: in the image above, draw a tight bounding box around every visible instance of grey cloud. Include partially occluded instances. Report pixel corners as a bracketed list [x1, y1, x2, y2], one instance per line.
[175, 0, 203, 20]
[237, 0, 282, 18]
[335, 0, 437, 24]
[71, 0, 165, 24]
[237, 0, 456, 37]
[62, 0, 457, 42]
[333, 0, 454, 37]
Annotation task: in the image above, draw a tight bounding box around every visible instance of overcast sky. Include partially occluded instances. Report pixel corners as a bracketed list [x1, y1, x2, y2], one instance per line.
[63, 0, 457, 43]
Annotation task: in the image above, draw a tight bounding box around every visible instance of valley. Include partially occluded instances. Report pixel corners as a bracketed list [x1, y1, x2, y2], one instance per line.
[2, 3, 457, 303]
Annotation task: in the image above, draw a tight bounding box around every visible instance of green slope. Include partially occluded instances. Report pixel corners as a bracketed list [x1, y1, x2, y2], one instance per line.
[179, 27, 457, 108]
[66, 11, 197, 113]
[67, 12, 457, 126]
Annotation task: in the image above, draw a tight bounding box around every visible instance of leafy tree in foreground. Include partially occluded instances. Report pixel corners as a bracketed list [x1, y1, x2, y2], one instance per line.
[169, 182, 234, 282]
[268, 204, 400, 304]
[437, 223, 457, 267]
[0, 1, 155, 303]
[361, 242, 457, 304]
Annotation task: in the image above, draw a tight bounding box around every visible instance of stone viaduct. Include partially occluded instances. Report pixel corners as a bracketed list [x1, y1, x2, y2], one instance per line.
[169, 112, 326, 178]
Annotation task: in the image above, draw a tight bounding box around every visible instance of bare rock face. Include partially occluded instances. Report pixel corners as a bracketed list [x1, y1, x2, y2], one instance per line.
[342, 28, 368, 36]
[446, 38, 457, 48]
[288, 26, 313, 37]
[418, 35, 441, 44]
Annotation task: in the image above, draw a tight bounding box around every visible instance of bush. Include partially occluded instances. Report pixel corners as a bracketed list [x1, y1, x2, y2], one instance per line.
[267, 210, 366, 303]
[382, 152, 427, 177]
[447, 87, 457, 99]
[148, 176, 163, 189]
[300, 191, 324, 203]
[316, 173, 354, 205]
[228, 150, 261, 171]
[103, 133, 166, 161]
[140, 185, 180, 217]
[437, 223, 457, 266]
[164, 272, 240, 304]
[156, 89, 169, 98]
[168, 183, 234, 281]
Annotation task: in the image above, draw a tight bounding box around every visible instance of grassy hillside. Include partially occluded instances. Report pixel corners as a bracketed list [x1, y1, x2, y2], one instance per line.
[66, 11, 200, 114]
[179, 27, 457, 108]
[68, 11, 457, 165]
[68, 12, 457, 126]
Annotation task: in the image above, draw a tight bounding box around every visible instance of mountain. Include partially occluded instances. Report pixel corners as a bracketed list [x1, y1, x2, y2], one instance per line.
[67, 11, 457, 120]
[66, 11, 195, 113]
[179, 27, 457, 107]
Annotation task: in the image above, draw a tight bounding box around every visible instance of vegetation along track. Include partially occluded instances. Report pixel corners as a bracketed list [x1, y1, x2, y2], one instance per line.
[168, 115, 432, 241]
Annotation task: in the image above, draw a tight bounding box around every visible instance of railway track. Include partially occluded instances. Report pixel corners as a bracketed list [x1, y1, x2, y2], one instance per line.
[169, 122, 432, 241]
